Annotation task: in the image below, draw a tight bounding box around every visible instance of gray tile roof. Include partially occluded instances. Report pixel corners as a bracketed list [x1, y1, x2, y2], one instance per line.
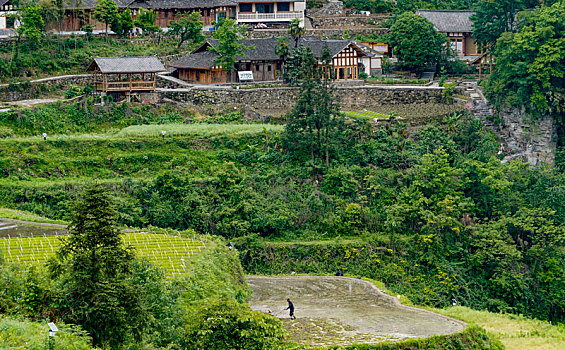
[415, 10, 475, 33]
[128, 0, 236, 9]
[171, 37, 367, 69]
[169, 50, 220, 69]
[64, 0, 131, 9]
[87, 56, 166, 73]
[236, 0, 300, 2]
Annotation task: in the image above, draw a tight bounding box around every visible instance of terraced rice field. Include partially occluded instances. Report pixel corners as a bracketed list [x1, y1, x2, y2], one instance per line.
[0, 232, 205, 277]
[343, 110, 392, 120]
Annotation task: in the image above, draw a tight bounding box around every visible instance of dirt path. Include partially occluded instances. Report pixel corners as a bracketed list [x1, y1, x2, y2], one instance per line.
[247, 275, 465, 347]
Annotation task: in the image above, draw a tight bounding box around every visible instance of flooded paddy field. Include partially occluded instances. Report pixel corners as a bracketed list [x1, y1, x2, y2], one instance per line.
[247, 276, 465, 347]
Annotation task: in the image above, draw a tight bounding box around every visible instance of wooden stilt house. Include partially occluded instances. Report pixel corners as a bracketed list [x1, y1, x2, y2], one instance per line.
[87, 56, 166, 92]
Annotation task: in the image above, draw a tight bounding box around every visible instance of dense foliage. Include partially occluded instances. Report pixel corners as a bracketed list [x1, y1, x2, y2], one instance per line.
[0, 186, 260, 348]
[485, 2, 564, 119]
[0, 36, 178, 79]
[1, 98, 563, 324]
[388, 12, 446, 72]
[49, 184, 145, 347]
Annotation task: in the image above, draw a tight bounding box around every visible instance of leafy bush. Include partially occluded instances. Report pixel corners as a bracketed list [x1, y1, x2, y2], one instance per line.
[184, 298, 288, 350]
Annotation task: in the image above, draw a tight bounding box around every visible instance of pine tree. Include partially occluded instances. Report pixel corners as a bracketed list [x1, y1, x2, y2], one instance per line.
[50, 184, 145, 347]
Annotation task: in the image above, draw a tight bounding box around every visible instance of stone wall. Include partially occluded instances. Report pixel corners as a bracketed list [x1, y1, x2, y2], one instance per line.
[156, 74, 192, 89]
[309, 15, 389, 29]
[248, 27, 387, 39]
[0, 75, 93, 102]
[160, 85, 444, 115]
[499, 105, 556, 166]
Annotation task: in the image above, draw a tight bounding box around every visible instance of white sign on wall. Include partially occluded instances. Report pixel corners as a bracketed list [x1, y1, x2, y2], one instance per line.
[238, 71, 254, 82]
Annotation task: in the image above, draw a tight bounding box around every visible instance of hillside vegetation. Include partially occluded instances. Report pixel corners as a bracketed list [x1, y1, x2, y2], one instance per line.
[0, 99, 563, 328]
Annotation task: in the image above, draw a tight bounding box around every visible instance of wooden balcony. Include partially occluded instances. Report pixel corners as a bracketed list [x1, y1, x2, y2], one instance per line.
[237, 11, 303, 22]
[95, 80, 156, 92]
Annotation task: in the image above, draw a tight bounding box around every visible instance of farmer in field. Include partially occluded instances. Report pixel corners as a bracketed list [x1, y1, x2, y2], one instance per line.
[285, 298, 296, 320]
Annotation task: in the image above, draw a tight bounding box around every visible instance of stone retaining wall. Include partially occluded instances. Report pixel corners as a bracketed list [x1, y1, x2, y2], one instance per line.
[160, 85, 444, 114]
[309, 15, 388, 28]
[0, 75, 93, 102]
[247, 27, 387, 39]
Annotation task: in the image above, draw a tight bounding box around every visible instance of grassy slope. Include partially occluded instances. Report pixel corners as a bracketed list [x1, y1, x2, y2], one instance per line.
[434, 307, 565, 350]
[0, 317, 93, 349]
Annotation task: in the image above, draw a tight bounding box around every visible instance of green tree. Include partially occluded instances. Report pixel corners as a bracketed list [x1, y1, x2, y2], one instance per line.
[275, 39, 290, 79]
[471, 0, 527, 50]
[388, 11, 446, 72]
[283, 47, 344, 166]
[167, 11, 205, 48]
[288, 18, 304, 48]
[184, 298, 287, 350]
[485, 2, 565, 119]
[17, 4, 44, 47]
[209, 18, 248, 73]
[134, 8, 159, 33]
[94, 0, 119, 39]
[50, 184, 146, 347]
[111, 9, 134, 37]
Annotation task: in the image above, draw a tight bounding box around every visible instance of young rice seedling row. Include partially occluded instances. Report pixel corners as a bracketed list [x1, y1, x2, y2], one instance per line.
[0, 232, 205, 277]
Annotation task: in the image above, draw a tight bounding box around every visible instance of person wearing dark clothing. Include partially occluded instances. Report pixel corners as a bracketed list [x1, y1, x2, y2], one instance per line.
[285, 298, 296, 320]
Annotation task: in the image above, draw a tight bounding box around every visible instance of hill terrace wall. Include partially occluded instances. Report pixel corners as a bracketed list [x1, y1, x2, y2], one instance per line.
[247, 27, 387, 39]
[0, 75, 93, 102]
[160, 85, 444, 112]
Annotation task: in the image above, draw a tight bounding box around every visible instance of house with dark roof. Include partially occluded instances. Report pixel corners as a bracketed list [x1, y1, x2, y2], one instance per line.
[235, 0, 305, 27]
[170, 37, 377, 84]
[128, 0, 237, 28]
[87, 56, 166, 93]
[416, 10, 481, 57]
[0, 0, 18, 30]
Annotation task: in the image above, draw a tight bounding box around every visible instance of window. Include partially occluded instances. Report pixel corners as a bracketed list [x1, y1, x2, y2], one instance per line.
[256, 3, 274, 13]
[239, 3, 252, 12]
[277, 2, 290, 11]
[267, 65, 272, 72]
[450, 38, 463, 55]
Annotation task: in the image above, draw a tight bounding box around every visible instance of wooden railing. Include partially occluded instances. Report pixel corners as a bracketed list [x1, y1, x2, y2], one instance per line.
[95, 81, 155, 91]
[237, 11, 303, 21]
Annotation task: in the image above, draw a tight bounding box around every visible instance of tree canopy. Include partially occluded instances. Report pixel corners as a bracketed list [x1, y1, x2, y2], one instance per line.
[209, 19, 249, 72]
[485, 1, 565, 119]
[388, 11, 446, 72]
[17, 4, 44, 47]
[94, 0, 119, 37]
[50, 184, 145, 347]
[167, 11, 205, 48]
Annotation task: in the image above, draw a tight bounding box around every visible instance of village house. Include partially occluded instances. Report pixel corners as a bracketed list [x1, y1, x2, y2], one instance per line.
[87, 56, 166, 100]
[235, 0, 305, 27]
[415, 10, 482, 59]
[0, 0, 17, 30]
[169, 37, 381, 84]
[1, 0, 305, 32]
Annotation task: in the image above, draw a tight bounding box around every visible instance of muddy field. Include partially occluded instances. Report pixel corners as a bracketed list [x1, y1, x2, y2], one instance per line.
[247, 276, 465, 347]
[0, 219, 67, 238]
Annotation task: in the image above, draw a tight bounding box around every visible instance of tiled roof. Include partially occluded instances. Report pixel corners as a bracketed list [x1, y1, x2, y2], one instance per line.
[128, 0, 237, 9]
[415, 10, 475, 33]
[171, 37, 367, 69]
[87, 56, 166, 73]
[169, 50, 219, 69]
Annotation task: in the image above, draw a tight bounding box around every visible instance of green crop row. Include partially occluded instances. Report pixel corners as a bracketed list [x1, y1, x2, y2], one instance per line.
[343, 110, 392, 120]
[116, 123, 284, 138]
[0, 232, 205, 277]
